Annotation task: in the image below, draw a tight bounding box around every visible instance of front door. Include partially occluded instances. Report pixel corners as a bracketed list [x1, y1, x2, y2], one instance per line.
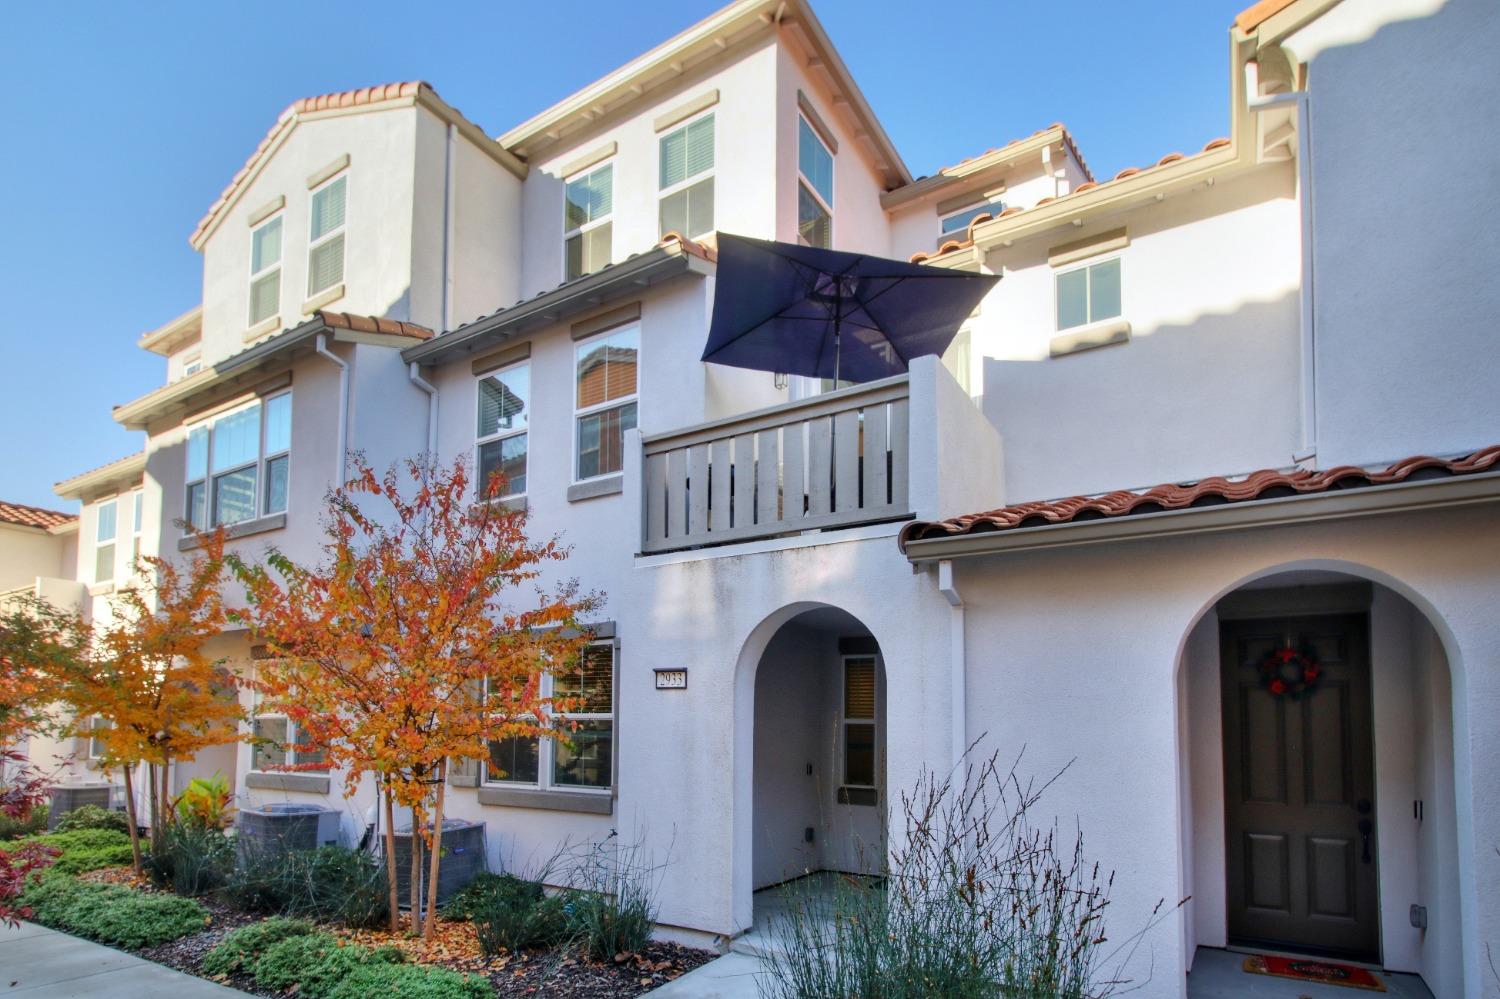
[1220, 614, 1379, 961]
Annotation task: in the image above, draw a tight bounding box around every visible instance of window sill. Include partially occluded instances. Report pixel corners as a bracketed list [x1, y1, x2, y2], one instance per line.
[1049, 318, 1131, 358]
[476, 786, 613, 815]
[837, 786, 879, 807]
[302, 283, 345, 315]
[567, 475, 623, 503]
[471, 495, 527, 514]
[178, 512, 286, 551]
[245, 771, 331, 794]
[88, 582, 115, 597]
[244, 315, 282, 344]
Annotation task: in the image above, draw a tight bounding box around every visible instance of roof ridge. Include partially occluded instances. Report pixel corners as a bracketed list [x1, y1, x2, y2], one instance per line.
[0, 500, 78, 530]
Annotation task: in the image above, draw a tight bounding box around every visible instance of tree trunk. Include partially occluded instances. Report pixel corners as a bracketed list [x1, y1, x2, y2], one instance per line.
[382, 784, 400, 934]
[423, 760, 447, 939]
[146, 762, 161, 853]
[408, 801, 424, 936]
[121, 763, 144, 875]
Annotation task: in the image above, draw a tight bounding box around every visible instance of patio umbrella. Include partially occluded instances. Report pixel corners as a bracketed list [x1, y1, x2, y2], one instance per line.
[701, 233, 999, 384]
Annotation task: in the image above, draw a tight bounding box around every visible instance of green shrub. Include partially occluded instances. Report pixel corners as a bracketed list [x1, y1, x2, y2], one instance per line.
[564, 888, 654, 961]
[0, 802, 48, 839]
[202, 917, 317, 978]
[20, 874, 208, 949]
[16, 828, 134, 874]
[223, 845, 388, 928]
[145, 823, 233, 896]
[326, 962, 492, 999]
[465, 875, 569, 956]
[252, 932, 402, 999]
[441, 870, 519, 920]
[53, 805, 130, 835]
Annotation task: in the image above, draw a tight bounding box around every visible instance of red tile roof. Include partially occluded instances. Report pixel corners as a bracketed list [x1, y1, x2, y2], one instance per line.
[0, 501, 76, 531]
[899, 446, 1500, 550]
[927, 123, 1095, 187]
[317, 310, 434, 340]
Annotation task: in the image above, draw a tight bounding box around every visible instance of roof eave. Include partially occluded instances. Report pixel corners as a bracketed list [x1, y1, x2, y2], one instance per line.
[880, 127, 1063, 211]
[53, 453, 148, 502]
[903, 471, 1500, 563]
[137, 306, 204, 355]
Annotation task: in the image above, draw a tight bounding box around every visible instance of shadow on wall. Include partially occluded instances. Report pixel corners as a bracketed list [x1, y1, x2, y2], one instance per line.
[982, 290, 1301, 504]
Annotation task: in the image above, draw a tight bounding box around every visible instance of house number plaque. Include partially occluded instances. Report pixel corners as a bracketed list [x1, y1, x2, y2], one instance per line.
[654, 669, 688, 690]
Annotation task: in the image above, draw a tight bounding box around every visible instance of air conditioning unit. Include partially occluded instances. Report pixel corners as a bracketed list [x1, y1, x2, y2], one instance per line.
[47, 783, 118, 830]
[389, 818, 486, 907]
[237, 802, 343, 860]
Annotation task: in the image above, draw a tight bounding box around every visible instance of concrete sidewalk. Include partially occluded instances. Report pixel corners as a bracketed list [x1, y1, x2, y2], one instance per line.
[0, 920, 252, 998]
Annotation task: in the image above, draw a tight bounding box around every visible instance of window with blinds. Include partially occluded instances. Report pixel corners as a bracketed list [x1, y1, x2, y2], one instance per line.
[575, 324, 638, 480]
[185, 392, 292, 532]
[843, 656, 876, 789]
[308, 175, 347, 296]
[486, 640, 615, 793]
[659, 113, 714, 239]
[93, 499, 117, 584]
[249, 215, 282, 326]
[475, 363, 529, 499]
[798, 116, 834, 248]
[564, 164, 613, 280]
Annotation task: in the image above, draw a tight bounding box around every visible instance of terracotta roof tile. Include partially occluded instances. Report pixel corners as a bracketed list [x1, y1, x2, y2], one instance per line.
[657, 231, 718, 263]
[899, 446, 1500, 549]
[922, 123, 1096, 188]
[0, 501, 76, 531]
[316, 310, 434, 340]
[1234, 0, 1299, 33]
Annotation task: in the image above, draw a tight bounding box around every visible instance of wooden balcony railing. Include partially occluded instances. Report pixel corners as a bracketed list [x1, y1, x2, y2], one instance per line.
[640, 375, 911, 553]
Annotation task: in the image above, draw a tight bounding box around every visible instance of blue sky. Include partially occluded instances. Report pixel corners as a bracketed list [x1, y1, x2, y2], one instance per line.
[0, 0, 1246, 511]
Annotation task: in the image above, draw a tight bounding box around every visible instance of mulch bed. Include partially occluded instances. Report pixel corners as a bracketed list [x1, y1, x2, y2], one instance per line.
[74, 867, 715, 997]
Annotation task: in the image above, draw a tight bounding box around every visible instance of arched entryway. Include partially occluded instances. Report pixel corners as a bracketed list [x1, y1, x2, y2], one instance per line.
[1175, 565, 1466, 995]
[732, 603, 887, 935]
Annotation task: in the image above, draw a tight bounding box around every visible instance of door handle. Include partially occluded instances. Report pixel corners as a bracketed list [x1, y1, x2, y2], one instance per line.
[1358, 818, 1373, 864]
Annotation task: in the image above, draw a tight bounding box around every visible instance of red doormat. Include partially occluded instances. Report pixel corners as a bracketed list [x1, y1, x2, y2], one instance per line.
[1243, 954, 1387, 991]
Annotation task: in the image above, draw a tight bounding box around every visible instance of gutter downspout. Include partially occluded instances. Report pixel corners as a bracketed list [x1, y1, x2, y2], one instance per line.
[315, 334, 350, 484]
[1245, 60, 1316, 466]
[937, 560, 966, 770]
[409, 362, 438, 458]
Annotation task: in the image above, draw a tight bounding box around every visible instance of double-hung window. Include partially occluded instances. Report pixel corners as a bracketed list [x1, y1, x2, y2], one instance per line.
[475, 362, 529, 499]
[574, 324, 638, 481]
[797, 116, 834, 248]
[486, 641, 615, 793]
[87, 717, 110, 761]
[564, 163, 613, 281]
[940, 198, 1005, 242]
[658, 113, 714, 239]
[252, 714, 327, 771]
[185, 392, 292, 530]
[93, 500, 117, 584]
[249, 214, 283, 326]
[1054, 257, 1122, 331]
[841, 656, 878, 804]
[129, 490, 144, 564]
[308, 174, 347, 296]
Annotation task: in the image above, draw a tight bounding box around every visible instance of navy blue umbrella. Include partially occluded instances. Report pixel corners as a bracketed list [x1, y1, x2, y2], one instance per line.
[701, 233, 999, 384]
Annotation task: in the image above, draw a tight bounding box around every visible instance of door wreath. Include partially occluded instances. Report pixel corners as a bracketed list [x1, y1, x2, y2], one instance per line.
[1258, 645, 1321, 699]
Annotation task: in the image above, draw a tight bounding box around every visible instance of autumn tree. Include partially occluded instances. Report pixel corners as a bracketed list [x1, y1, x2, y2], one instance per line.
[231, 456, 600, 936]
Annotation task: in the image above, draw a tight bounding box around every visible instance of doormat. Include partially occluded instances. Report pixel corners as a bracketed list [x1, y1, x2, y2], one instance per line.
[1242, 954, 1387, 991]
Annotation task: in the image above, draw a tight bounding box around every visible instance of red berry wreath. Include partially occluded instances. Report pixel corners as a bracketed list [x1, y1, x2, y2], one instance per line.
[1258, 646, 1322, 699]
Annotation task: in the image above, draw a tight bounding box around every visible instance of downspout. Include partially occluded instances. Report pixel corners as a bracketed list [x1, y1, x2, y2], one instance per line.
[409, 362, 438, 458]
[442, 123, 457, 333]
[937, 560, 966, 770]
[1246, 59, 1316, 465]
[315, 333, 350, 484]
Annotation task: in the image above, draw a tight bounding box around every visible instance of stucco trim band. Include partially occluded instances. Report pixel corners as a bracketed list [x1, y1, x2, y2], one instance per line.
[1048, 227, 1129, 267]
[178, 513, 286, 551]
[301, 284, 346, 316]
[567, 475, 624, 503]
[244, 315, 282, 344]
[560, 142, 618, 180]
[571, 302, 641, 341]
[247, 196, 285, 227]
[475, 786, 613, 814]
[306, 154, 350, 190]
[796, 90, 839, 155]
[471, 341, 531, 377]
[1049, 319, 1131, 357]
[653, 89, 720, 133]
[245, 771, 331, 794]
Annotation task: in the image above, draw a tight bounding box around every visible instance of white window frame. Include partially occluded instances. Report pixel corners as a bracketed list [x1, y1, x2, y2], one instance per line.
[182, 353, 203, 378]
[248, 212, 283, 327]
[474, 360, 529, 501]
[93, 499, 117, 584]
[797, 114, 835, 248]
[1053, 254, 1123, 332]
[572, 323, 640, 484]
[184, 391, 292, 532]
[840, 653, 878, 791]
[86, 716, 109, 761]
[250, 713, 328, 772]
[482, 639, 616, 796]
[657, 109, 715, 240]
[563, 161, 614, 281]
[129, 489, 144, 565]
[939, 197, 1005, 239]
[306, 172, 347, 296]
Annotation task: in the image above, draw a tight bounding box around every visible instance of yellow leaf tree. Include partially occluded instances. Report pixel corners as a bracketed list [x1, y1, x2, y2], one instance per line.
[231, 456, 601, 936]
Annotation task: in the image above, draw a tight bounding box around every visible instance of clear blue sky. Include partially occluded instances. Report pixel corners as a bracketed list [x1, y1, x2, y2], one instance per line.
[0, 0, 1245, 511]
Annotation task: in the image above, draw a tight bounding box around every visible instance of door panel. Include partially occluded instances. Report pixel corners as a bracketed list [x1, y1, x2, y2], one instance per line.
[1221, 613, 1379, 960]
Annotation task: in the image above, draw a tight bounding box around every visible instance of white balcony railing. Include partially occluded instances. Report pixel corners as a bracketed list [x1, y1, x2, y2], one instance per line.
[640, 375, 912, 553]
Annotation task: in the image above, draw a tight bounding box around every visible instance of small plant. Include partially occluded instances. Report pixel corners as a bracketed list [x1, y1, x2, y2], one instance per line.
[16, 828, 134, 875]
[0, 802, 49, 840]
[174, 773, 235, 829]
[145, 822, 232, 896]
[20, 873, 208, 949]
[468, 875, 570, 955]
[223, 844, 388, 928]
[52, 804, 130, 835]
[252, 931, 403, 999]
[562, 838, 661, 961]
[202, 916, 318, 978]
[326, 962, 492, 999]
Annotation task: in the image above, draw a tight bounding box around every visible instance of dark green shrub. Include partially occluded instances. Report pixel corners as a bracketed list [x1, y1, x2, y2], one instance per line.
[466, 876, 569, 955]
[53, 805, 130, 835]
[202, 917, 317, 978]
[564, 888, 654, 960]
[16, 828, 133, 874]
[326, 962, 491, 999]
[0, 802, 48, 839]
[20, 874, 208, 949]
[145, 823, 233, 896]
[223, 844, 387, 928]
[441, 870, 522, 920]
[252, 932, 402, 999]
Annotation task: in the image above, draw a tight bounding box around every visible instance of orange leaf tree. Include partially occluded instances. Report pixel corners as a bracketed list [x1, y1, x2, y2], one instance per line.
[230, 456, 601, 936]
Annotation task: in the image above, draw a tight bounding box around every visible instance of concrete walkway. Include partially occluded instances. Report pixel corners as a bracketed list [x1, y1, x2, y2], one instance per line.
[649, 952, 766, 997]
[0, 921, 253, 998]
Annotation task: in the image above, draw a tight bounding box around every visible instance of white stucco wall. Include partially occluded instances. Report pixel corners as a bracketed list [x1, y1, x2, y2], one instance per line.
[0, 522, 72, 593]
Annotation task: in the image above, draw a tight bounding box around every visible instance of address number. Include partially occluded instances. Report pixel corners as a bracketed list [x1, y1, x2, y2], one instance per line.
[654, 669, 688, 690]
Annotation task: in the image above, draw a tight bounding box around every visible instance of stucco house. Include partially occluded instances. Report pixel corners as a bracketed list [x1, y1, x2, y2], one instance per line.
[40, 0, 1499, 994]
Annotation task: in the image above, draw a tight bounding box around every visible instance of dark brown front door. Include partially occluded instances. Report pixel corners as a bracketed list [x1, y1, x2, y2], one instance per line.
[1221, 614, 1379, 961]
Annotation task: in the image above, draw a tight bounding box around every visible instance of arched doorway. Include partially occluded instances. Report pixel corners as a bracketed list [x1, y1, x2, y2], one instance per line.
[1175, 566, 1465, 994]
[735, 603, 887, 935]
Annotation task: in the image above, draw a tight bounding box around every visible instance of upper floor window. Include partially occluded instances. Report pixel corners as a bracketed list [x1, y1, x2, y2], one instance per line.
[476, 362, 529, 499]
[940, 198, 1005, 240]
[658, 113, 714, 240]
[308, 175, 347, 296]
[575, 324, 638, 481]
[130, 490, 144, 564]
[564, 163, 613, 281]
[182, 354, 203, 378]
[249, 215, 283, 326]
[486, 641, 615, 793]
[94, 500, 117, 584]
[1055, 257, 1121, 331]
[185, 392, 292, 531]
[798, 116, 834, 248]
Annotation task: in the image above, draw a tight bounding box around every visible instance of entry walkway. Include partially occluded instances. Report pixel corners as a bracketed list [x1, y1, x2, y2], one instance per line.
[0, 920, 253, 998]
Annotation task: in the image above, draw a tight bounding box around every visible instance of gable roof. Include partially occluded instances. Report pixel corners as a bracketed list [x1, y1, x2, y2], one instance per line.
[53, 452, 148, 503]
[0, 501, 76, 531]
[881, 124, 1093, 211]
[189, 81, 526, 251]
